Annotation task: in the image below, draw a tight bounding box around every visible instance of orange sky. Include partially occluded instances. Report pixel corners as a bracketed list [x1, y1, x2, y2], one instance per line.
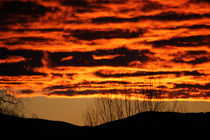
[0, 0, 210, 124]
[0, 0, 209, 100]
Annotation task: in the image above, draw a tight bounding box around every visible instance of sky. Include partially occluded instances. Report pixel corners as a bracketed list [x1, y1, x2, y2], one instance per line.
[0, 0, 210, 125]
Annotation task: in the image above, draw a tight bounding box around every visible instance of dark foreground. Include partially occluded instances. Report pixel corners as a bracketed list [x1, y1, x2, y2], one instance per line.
[1, 112, 210, 139]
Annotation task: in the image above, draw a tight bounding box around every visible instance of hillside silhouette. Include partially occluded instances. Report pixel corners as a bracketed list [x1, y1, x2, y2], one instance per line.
[1, 112, 210, 139]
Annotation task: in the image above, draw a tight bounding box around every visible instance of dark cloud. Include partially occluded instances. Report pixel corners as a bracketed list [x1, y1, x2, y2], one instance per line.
[2, 36, 54, 46]
[141, 1, 164, 12]
[92, 16, 139, 24]
[185, 50, 208, 55]
[157, 85, 168, 89]
[0, 62, 46, 76]
[0, 48, 43, 64]
[48, 88, 127, 97]
[161, 24, 210, 31]
[152, 12, 210, 21]
[94, 0, 126, 4]
[46, 87, 189, 99]
[45, 80, 130, 91]
[59, 0, 89, 7]
[59, 0, 120, 14]
[67, 29, 144, 41]
[95, 70, 205, 78]
[46, 86, 210, 99]
[92, 12, 210, 24]
[0, 82, 23, 85]
[0, 28, 64, 33]
[0, 48, 46, 76]
[45, 85, 73, 90]
[182, 70, 207, 76]
[66, 73, 76, 77]
[188, 0, 210, 4]
[51, 73, 63, 77]
[172, 50, 210, 65]
[60, 0, 125, 7]
[48, 47, 154, 67]
[20, 89, 34, 94]
[78, 80, 131, 85]
[147, 35, 210, 48]
[174, 83, 210, 90]
[181, 24, 210, 30]
[93, 81, 130, 85]
[0, 1, 56, 27]
[173, 57, 210, 65]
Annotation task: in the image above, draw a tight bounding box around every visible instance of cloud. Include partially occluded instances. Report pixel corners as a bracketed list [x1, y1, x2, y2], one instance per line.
[92, 12, 210, 24]
[95, 70, 206, 78]
[157, 24, 210, 31]
[67, 29, 144, 41]
[2, 36, 54, 46]
[0, 28, 64, 33]
[59, 0, 120, 14]
[174, 83, 210, 90]
[187, 24, 210, 29]
[0, 48, 42, 64]
[140, 1, 164, 12]
[185, 50, 209, 55]
[59, 0, 89, 7]
[47, 88, 136, 97]
[0, 1, 56, 27]
[182, 70, 207, 76]
[60, 0, 126, 7]
[47, 47, 155, 67]
[45, 85, 73, 90]
[0, 62, 46, 76]
[188, 0, 210, 4]
[45, 80, 130, 91]
[42, 81, 210, 99]
[45, 84, 210, 99]
[0, 82, 23, 85]
[20, 89, 34, 94]
[147, 35, 210, 48]
[173, 57, 210, 65]
[152, 12, 210, 21]
[0, 48, 46, 76]
[172, 50, 210, 65]
[0, 0, 209, 101]
[92, 16, 138, 24]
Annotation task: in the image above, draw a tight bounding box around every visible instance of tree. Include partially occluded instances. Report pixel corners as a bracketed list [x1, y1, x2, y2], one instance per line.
[83, 79, 185, 126]
[0, 88, 24, 117]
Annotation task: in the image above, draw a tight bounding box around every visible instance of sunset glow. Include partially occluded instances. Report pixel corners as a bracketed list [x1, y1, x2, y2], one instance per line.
[0, 0, 210, 102]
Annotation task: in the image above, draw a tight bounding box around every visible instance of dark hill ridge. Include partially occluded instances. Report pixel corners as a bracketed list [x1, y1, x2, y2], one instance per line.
[1, 112, 210, 139]
[96, 111, 210, 129]
[95, 112, 210, 138]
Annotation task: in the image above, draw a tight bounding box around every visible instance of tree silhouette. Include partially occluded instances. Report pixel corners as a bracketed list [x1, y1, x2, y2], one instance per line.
[0, 88, 24, 117]
[84, 79, 185, 126]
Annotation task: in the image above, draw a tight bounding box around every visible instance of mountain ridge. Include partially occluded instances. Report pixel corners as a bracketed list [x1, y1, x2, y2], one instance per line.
[1, 112, 210, 139]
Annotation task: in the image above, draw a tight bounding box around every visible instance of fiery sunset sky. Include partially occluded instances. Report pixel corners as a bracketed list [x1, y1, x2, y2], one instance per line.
[0, 0, 210, 124]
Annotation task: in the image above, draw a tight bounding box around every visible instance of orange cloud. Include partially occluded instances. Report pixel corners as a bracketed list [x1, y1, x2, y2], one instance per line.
[0, 0, 210, 101]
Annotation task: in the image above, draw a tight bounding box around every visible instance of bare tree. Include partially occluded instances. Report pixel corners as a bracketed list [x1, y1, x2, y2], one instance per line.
[0, 88, 24, 117]
[83, 80, 185, 126]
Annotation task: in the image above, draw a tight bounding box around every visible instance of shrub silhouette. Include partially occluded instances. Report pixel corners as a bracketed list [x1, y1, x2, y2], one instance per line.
[84, 79, 185, 126]
[0, 88, 24, 117]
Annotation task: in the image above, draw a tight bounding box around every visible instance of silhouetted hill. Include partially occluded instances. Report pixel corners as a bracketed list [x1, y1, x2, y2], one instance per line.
[1, 112, 210, 139]
[95, 112, 210, 139]
[0, 113, 88, 138]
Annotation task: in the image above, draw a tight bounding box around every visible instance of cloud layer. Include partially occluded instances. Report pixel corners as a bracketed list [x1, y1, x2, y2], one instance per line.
[0, 0, 210, 100]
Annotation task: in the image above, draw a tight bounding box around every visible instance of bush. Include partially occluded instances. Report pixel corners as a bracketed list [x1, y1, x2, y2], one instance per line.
[0, 88, 24, 117]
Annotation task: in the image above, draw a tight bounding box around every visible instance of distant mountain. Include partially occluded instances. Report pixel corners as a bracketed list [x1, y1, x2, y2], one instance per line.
[94, 112, 210, 138]
[1, 112, 210, 139]
[0, 113, 87, 138]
